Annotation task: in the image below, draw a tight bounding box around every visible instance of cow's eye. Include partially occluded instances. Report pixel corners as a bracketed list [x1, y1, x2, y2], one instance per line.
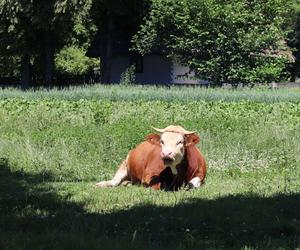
[177, 140, 183, 145]
[160, 140, 164, 145]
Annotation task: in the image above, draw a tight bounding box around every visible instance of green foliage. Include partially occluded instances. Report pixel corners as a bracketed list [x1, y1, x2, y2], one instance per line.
[133, 0, 295, 85]
[0, 0, 93, 52]
[91, 0, 147, 28]
[0, 55, 21, 76]
[120, 65, 136, 85]
[287, 0, 300, 77]
[55, 46, 99, 75]
[0, 0, 95, 79]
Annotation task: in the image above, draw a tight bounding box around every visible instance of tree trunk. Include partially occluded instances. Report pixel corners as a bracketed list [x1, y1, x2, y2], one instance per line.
[20, 54, 31, 89]
[44, 31, 54, 87]
[100, 16, 114, 83]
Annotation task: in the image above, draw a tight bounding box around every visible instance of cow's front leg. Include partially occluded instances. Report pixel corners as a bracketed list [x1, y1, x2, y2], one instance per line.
[95, 158, 129, 188]
[187, 176, 201, 189]
[142, 174, 161, 190]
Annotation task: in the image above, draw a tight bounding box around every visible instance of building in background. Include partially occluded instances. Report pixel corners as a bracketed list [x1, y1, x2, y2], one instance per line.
[86, 31, 208, 85]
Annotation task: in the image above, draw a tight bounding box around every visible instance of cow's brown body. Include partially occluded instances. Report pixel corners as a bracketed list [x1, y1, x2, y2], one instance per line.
[96, 126, 207, 191]
[127, 139, 206, 190]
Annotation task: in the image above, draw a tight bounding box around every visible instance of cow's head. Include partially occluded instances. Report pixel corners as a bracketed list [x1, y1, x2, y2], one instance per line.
[146, 125, 200, 174]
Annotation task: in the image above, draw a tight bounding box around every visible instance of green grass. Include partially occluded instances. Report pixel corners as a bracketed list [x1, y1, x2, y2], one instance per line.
[0, 85, 300, 249]
[1, 84, 300, 102]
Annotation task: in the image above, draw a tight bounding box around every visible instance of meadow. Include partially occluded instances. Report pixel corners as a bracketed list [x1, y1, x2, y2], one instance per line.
[0, 85, 300, 249]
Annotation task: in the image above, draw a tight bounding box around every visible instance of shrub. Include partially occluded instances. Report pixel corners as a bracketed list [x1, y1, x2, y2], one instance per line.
[55, 45, 99, 75]
[120, 65, 136, 85]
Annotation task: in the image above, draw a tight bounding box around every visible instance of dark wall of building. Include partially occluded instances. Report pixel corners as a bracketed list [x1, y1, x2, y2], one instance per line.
[110, 55, 172, 84]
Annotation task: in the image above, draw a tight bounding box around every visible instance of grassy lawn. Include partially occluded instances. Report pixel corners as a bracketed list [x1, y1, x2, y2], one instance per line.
[0, 85, 300, 249]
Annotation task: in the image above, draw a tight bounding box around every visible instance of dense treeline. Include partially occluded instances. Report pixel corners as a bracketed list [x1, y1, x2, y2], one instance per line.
[0, 0, 299, 87]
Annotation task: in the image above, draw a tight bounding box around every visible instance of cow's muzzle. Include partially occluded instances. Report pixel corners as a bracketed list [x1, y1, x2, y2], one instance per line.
[162, 157, 174, 166]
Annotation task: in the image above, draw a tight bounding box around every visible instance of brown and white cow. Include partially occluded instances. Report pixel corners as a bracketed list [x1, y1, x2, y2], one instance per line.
[96, 125, 206, 190]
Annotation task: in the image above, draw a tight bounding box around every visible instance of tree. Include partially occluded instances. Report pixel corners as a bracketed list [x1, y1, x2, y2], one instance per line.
[90, 0, 148, 83]
[0, 0, 93, 88]
[132, 0, 295, 85]
[54, 0, 99, 75]
[287, 0, 300, 78]
[0, 1, 33, 88]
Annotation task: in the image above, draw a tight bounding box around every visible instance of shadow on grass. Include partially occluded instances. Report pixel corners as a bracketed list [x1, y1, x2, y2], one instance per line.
[0, 162, 299, 250]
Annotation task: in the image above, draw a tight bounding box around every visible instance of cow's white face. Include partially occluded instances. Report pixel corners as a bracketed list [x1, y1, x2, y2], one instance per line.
[160, 132, 185, 171]
[146, 128, 200, 175]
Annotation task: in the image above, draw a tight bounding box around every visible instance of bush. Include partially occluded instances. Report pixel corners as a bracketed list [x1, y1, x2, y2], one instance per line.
[120, 65, 136, 85]
[55, 45, 99, 75]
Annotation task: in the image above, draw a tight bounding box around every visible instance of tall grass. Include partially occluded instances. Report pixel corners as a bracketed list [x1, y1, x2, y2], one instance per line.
[1, 84, 300, 102]
[0, 99, 299, 182]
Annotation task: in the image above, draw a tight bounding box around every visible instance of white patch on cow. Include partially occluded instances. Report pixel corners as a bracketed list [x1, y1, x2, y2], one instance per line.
[96, 156, 129, 188]
[188, 177, 201, 188]
[160, 132, 185, 168]
[95, 180, 116, 187]
[170, 166, 178, 175]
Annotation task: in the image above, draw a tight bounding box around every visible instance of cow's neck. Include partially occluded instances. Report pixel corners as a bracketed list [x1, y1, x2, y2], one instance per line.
[170, 165, 178, 175]
[169, 153, 188, 175]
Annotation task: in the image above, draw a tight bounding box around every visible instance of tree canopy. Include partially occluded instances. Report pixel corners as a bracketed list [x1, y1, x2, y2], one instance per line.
[132, 0, 297, 85]
[0, 0, 95, 86]
[0, 0, 299, 86]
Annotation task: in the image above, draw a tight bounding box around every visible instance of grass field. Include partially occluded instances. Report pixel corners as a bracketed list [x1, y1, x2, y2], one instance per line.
[0, 85, 300, 249]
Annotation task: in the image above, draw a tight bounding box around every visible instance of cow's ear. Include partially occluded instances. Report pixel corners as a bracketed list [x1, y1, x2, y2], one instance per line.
[185, 133, 200, 146]
[145, 133, 161, 145]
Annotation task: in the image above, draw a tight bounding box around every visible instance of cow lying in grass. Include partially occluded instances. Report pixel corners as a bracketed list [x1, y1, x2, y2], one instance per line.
[96, 125, 206, 190]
